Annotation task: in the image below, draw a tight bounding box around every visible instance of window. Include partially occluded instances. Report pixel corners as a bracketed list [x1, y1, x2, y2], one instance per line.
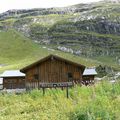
[7, 79, 14, 83]
[67, 72, 73, 81]
[77, 67, 81, 71]
[83, 76, 90, 80]
[34, 74, 39, 80]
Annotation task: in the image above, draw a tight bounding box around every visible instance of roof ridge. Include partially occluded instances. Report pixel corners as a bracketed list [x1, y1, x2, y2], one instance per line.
[20, 54, 85, 72]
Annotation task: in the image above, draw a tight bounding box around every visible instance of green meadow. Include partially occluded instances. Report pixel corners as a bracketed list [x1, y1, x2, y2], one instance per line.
[0, 81, 120, 120]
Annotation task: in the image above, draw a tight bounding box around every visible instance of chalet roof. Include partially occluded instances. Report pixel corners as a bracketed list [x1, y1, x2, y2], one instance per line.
[20, 54, 85, 72]
[0, 70, 25, 78]
[83, 68, 97, 76]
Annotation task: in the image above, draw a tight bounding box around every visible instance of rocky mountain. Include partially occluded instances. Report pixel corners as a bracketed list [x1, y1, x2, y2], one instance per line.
[0, 0, 120, 66]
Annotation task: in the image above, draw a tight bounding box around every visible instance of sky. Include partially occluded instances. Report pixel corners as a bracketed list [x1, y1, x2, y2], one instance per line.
[0, 0, 102, 13]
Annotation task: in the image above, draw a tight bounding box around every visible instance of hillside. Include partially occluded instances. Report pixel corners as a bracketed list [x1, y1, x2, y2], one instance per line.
[0, 0, 120, 72]
[0, 29, 104, 72]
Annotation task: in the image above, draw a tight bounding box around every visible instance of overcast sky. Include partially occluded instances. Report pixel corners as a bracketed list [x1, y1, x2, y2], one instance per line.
[0, 0, 102, 13]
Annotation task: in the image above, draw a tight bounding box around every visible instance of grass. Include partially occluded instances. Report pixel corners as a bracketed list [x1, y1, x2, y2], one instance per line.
[0, 29, 40, 64]
[0, 19, 16, 27]
[0, 81, 120, 120]
[0, 4, 120, 73]
[0, 29, 120, 73]
[93, 56, 119, 70]
[0, 29, 105, 73]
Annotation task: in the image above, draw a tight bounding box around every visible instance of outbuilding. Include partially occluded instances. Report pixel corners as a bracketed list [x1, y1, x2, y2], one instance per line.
[0, 70, 25, 90]
[82, 68, 97, 85]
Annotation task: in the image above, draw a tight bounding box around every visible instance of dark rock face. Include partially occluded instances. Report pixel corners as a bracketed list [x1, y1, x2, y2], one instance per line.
[0, 1, 120, 58]
[0, 8, 71, 20]
[74, 19, 120, 35]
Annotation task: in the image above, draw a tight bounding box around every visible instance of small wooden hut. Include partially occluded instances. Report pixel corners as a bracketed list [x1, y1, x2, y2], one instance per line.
[82, 68, 97, 85]
[0, 70, 25, 89]
[20, 54, 85, 90]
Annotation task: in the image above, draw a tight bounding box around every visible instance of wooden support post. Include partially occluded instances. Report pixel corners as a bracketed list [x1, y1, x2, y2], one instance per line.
[43, 88, 45, 96]
[66, 86, 69, 98]
[24, 79, 27, 91]
[37, 66, 40, 90]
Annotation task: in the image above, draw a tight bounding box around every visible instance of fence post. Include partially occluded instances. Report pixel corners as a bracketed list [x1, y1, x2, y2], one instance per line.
[43, 88, 45, 96]
[66, 86, 69, 98]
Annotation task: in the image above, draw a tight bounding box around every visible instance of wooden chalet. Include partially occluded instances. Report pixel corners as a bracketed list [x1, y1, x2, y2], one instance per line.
[82, 68, 97, 85]
[0, 70, 25, 90]
[20, 54, 85, 90]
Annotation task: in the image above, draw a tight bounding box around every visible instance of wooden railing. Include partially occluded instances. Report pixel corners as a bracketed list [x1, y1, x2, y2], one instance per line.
[26, 82, 39, 90]
[3, 84, 25, 89]
[26, 82, 74, 98]
[81, 80, 95, 86]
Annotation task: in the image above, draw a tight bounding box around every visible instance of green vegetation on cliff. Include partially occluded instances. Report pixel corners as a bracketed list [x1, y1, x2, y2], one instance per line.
[0, 1, 120, 72]
[0, 29, 119, 73]
[0, 29, 101, 72]
[1, 1, 120, 60]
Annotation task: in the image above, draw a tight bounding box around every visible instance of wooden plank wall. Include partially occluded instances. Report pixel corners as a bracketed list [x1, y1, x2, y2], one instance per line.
[82, 75, 95, 85]
[25, 58, 83, 88]
[82, 75, 95, 81]
[3, 77, 25, 89]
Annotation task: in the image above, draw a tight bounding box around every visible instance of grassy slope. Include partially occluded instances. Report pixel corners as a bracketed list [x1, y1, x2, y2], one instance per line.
[0, 29, 119, 73]
[1, 4, 120, 71]
[0, 29, 103, 72]
[0, 82, 120, 120]
[25, 14, 120, 65]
